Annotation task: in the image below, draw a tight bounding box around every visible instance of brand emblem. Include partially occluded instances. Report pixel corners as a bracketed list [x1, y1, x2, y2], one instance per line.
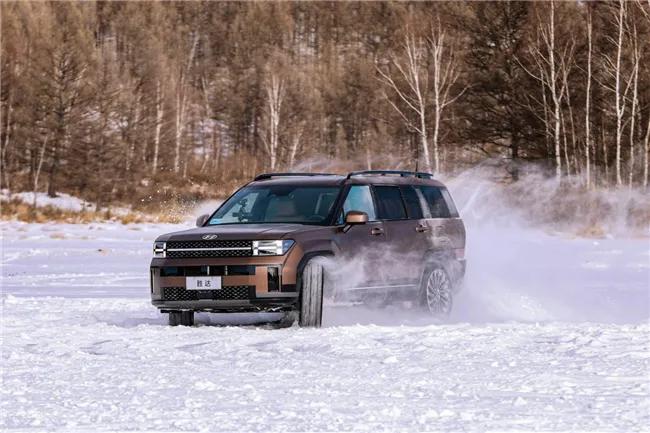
[202, 234, 219, 240]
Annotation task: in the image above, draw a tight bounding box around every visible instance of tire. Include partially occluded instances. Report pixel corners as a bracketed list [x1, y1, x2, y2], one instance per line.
[299, 260, 325, 327]
[180, 311, 194, 326]
[168, 310, 194, 326]
[168, 311, 181, 326]
[419, 263, 453, 316]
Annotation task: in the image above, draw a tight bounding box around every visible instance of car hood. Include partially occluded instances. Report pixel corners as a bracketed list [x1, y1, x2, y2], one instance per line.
[156, 223, 321, 242]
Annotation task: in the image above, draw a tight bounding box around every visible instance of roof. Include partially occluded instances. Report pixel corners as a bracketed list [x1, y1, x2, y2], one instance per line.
[248, 171, 446, 188]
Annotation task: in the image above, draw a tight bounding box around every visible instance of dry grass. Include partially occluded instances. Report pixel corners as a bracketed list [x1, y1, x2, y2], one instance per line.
[0, 199, 185, 224]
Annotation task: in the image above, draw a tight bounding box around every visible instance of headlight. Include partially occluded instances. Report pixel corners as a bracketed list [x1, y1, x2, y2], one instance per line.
[252, 240, 294, 256]
[153, 241, 166, 257]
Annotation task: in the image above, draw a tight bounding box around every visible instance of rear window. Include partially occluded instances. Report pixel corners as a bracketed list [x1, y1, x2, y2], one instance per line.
[374, 186, 407, 220]
[416, 186, 451, 218]
[440, 188, 459, 217]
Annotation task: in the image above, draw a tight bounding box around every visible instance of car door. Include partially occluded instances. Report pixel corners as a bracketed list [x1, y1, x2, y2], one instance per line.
[415, 185, 458, 255]
[333, 184, 387, 290]
[371, 185, 426, 287]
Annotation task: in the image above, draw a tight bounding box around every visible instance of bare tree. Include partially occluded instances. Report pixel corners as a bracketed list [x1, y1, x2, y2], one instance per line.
[261, 71, 285, 170]
[427, 23, 465, 173]
[287, 122, 304, 169]
[602, 1, 634, 186]
[377, 32, 432, 172]
[522, 0, 575, 180]
[643, 116, 650, 188]
[585, 6, 593, 188]
[173, 32, 198, 174]
[627, 22, 640, 188]
[152, 79, 164, 174]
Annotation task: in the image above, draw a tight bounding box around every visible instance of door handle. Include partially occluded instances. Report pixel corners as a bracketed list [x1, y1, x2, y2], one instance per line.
[370, 227, 384, 236]
[415, 225, 430, 233]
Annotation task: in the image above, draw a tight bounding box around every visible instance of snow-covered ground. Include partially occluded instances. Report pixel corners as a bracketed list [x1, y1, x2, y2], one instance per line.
[1, 220, 649, 431]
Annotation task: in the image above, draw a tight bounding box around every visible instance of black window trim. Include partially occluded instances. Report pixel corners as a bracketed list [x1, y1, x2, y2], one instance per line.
[399, 185, 425, 220]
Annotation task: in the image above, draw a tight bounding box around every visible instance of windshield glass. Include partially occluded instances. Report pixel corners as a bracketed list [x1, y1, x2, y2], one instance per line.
[208, 185, 341, 225]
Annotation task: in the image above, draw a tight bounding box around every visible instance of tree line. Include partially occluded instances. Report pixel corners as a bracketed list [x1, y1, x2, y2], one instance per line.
[1, 1, 649, 207]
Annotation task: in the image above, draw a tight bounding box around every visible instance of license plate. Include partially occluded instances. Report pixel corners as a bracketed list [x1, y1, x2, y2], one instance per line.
[186, 276, 222, 290]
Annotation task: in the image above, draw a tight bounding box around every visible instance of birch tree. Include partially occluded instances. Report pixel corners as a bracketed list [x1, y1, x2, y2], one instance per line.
[173, 32, 198, 174]
[377, 33, 433, 172]
[261, 71, 285, 170]
[522, 0, 575, 180]
[427, 23, 465, 173]
[627, 22, 640, 188]
[602, 1, 634, 186]
[152, 79, 164, 174]
[584, 6, 593, 188]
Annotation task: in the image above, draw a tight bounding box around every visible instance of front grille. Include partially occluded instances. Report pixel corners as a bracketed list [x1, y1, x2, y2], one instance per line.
[166, 240, 253, 258]
[162, 286, 251, 301]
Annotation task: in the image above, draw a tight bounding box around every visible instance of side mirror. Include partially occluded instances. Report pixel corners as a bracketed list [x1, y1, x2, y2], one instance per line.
[196, 214, 210, 227]
[343, 211, 368, 232]
[345, 210, 369, 224]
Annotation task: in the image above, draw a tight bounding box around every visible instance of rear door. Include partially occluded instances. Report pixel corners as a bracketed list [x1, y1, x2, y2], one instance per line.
[372, 185, 425, 287]
[415, 185, 464, 256]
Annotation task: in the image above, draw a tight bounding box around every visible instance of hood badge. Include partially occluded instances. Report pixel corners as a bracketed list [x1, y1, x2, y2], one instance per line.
[202, 234, 219, 240]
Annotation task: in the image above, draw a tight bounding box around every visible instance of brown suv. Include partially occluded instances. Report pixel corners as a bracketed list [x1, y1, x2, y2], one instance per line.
[150, 170, 466, 327]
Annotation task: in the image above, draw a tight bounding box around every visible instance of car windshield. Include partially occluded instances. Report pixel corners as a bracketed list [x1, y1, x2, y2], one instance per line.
[208, 185, 342, 225]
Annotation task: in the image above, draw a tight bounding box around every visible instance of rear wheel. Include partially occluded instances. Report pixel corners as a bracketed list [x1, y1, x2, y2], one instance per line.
[299, 260, 325, 327]
[420, 264, 453, 316]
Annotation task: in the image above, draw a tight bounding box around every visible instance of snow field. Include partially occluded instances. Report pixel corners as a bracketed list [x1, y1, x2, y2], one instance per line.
[1, 220, 649, 431]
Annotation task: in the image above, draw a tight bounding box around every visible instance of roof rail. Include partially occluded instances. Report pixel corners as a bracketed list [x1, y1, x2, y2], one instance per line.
[253, 172, 337, 181]
[346, 170, 433, 180]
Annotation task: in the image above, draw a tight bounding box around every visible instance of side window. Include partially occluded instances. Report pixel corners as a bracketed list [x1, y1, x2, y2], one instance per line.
[417, 186, 451, 218]
[400, 186, 423, 219]
[374, 186, 407, 220]
[339, 185, 377, 223]
[440, 188, 459, 217]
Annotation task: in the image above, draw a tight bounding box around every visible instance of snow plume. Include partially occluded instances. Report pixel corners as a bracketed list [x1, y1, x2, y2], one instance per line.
[441, 163, 650, 238]
[322, 162, 650, 326]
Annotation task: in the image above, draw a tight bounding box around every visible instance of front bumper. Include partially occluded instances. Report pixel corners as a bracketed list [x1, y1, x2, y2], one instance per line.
[150, 246, 303, 311]
[152, 297, 298, 313]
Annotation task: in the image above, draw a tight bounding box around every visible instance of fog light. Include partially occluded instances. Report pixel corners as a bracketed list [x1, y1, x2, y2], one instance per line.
[267, 266, 280, 292]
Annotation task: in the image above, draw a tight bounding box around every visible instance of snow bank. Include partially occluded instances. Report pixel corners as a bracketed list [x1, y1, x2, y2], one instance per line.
[1, 189, 93, 212]
[0, 189, 134, 216]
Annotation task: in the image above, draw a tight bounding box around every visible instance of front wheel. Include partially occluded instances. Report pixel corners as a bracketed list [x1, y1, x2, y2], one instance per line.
[168, 311, 194, 326]
[420, 264, 453, 316]
[299, 260, 325, 327]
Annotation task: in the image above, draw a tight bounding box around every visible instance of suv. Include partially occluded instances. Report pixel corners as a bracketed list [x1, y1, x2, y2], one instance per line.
[150, 170, 466, 327]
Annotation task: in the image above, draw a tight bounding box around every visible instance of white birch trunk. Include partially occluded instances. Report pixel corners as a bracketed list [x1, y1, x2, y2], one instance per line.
[614, 0, 625, 186]
[643, 116, 650, 189]
[628, 27, 639, 188]
[262, 73, 285, 170]
[585, 9, 593, 188]
[153, 80, 163, 174]
[549, 1, 562, 180]
[173, 33, 199, 174]
[32, 135, 49, 208]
